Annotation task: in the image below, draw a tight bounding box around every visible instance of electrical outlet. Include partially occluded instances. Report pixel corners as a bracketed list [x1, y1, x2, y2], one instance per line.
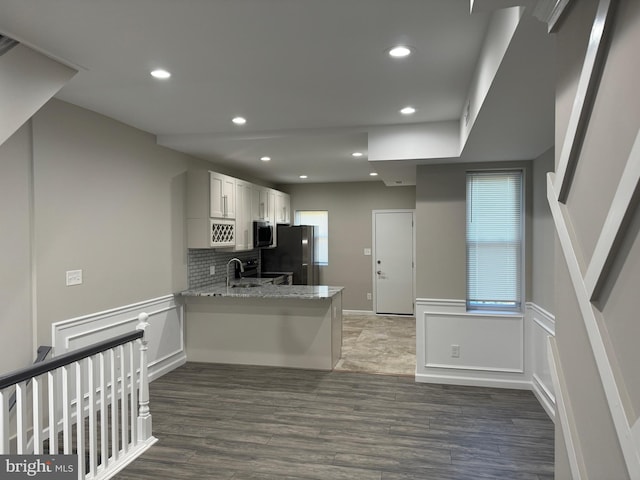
[210, 265, 216, 275]
[451, 344, 460, 358]
[367, 292, 372, 300]
[66, 269, 83, 286]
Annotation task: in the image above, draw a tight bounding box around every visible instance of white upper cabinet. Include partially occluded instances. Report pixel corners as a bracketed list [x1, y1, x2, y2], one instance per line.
[187, 169, 289, 249]
[275, 191, 290, 224]
[256, 187, 270, 221]
[234, 180, 255, 251]
[210, 171, 235, 219]
[187, 170, 236, 248]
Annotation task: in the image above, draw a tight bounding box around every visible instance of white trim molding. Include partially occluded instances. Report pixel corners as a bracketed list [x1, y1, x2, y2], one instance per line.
[554, 0, 616, 202]
[415, 298, 466, 311]
[549, 337, 586, 479]
[549, 170, 640, 478]
[546, 0, 640, 472]
[542, 0, 574, 33]
[584, 129, 640, 300]
[52, 294, 185, 382]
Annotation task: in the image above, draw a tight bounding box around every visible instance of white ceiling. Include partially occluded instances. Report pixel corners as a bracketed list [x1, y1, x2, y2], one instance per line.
[0, 0, 554, 185]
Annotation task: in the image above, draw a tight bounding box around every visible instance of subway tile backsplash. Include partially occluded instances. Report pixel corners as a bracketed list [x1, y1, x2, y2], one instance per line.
[188, 249, 259, 288]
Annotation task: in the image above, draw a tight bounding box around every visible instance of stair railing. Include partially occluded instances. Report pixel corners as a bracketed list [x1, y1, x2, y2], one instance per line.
[0, 312, 156, 479]
[8, 345, 52, 412]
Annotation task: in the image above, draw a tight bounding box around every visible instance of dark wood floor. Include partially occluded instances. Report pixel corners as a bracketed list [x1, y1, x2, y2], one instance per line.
[115, 362, 554, 480]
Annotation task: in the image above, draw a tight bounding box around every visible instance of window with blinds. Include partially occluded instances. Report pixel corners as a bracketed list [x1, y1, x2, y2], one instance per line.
[466, 171, 523, 311]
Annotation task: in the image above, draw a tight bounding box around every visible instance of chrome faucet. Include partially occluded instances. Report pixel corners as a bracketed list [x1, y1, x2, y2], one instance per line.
[226, 258, 244, 287]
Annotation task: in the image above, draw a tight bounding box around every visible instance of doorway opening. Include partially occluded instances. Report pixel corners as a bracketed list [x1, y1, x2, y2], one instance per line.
[334, 313, 415, 376]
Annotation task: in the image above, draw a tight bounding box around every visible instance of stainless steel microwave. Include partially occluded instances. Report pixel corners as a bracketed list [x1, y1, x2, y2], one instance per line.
[253, 221, 273, 248]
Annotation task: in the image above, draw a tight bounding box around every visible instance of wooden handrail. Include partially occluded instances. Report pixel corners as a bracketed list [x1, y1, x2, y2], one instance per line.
[0, 330, 143, 389]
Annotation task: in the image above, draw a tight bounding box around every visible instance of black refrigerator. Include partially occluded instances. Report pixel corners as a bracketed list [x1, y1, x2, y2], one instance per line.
[262, 225, 318, 285]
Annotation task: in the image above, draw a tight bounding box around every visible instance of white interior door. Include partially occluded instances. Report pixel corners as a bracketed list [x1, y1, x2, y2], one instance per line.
[373, 210, 414, 315]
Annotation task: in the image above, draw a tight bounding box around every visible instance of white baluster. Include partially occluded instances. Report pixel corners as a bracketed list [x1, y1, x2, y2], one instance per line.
[0, 390, 8, 454]
[119, 344, 128, 454]
[99, 352, 108, 469]
[33, 376, 43, 454]
[128, 341, 137, 445]
[48, 371, 58, 454]
[75, 360, 84, 479]
[110, 348, 118, 461]
[16, 381, 27, 454]
[62, 365, 72, 454]
[88, 355, 97, 476]
[136, 312, 152, 442]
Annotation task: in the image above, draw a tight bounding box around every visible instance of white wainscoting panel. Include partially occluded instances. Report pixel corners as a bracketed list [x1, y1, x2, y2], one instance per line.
[528, 302, 556, 420]
[415, 299, 556, 414]
[425, 313, 524, 372]
[416, 299, 528, 389]
[52, 294, 185, 382]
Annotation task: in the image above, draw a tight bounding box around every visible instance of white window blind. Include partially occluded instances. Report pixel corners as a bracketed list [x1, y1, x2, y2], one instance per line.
[466, 171, 523, 311]
[294, 210, 328, 265]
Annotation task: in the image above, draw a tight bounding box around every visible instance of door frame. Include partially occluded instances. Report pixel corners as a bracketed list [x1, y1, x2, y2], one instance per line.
[372, 209, 416, 315]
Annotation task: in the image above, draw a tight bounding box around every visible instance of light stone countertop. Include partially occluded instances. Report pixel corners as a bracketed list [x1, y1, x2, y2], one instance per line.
[181, 281, 344, 300]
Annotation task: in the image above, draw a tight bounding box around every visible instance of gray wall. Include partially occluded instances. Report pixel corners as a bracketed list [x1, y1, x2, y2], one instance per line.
[554, 0, 640, 477]
[0, 98, 217, 369]
[415, 161, 534, 302]
[282, 182, 415, 311]
[531, 148, 555, 313]
[0, 122, 34, 373]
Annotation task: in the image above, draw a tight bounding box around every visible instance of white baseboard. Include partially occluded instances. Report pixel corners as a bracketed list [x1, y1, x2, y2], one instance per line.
[532, 373, 556, 421]
[415, 372, 532, 390]
[343, 309, 374, 315]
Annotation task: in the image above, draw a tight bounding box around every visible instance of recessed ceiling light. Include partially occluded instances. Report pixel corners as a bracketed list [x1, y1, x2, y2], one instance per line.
[388, 46, 412, 58]
[400, 106, 416, 115]
[352, 152, 364, 158]
[299, 175, 308, 179]
[369, 172, 378, 176]
[260, 156, 271, 162]
[150, 69, 171, 79]
[232, 116, 247, 125]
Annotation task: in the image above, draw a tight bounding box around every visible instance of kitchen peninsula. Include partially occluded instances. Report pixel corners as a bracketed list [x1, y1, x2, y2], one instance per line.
[181, 283, 343, 370]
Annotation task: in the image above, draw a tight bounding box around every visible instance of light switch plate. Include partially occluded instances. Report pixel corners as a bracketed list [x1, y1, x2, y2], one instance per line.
[66, 269, 83, 286]
[364, 248, 372, 256]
